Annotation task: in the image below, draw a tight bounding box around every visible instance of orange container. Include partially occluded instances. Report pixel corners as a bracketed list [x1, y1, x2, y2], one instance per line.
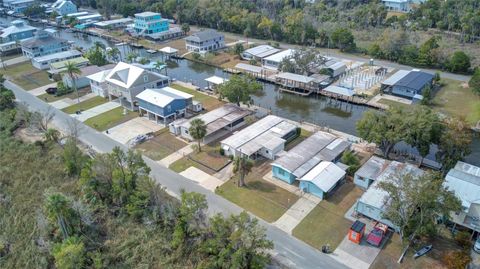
[348, 220, 366, 244]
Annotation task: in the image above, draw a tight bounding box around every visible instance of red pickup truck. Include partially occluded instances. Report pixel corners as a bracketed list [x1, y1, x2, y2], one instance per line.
[366, 223, 388, 247]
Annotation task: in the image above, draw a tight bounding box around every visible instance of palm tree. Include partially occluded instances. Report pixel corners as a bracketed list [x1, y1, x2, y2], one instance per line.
[44, 192, 73, 239]
[107, 47, 121, 62]
[188, 118, 207, 152]
[153, 60, 165, 73]
[65, 61, 82, 109]
[233, 155, 254, 187]
[126, 52, 137, 63]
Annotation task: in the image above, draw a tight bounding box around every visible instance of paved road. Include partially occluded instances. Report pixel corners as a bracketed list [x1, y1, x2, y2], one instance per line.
[7, 80, 348, 269]
[190, 26, 471, 82]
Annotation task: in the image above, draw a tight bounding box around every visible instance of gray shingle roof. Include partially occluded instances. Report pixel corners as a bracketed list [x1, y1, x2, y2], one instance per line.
[394, 71, 434, 91]
[21, 30, 67, 48]
[185, 29, 223, 42]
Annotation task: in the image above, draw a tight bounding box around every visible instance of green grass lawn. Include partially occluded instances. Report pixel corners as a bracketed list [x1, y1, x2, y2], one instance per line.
[84, 107, 138, 131]
[135, 129, 187, 161]
[188, 142, 231, 172]
[433, 78, 480, 125]
[170, 83, 224, 111]
[1, 62, 51, 90]
[1, 53, 22, 61]
[215, 160, 300, 222]
[377, 98, 411, 110]
[62, 96, 108, 114]
[292, 182, 363, 250]
[169, 155, 217, 174]
[37, 87, 93, 103]
[284, 128, 312, 151]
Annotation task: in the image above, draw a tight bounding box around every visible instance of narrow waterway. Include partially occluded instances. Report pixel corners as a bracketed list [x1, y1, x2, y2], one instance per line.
[1, 16, 479, 165]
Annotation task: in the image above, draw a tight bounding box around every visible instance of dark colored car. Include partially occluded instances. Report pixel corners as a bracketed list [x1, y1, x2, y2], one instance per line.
[45, 87, 57, 95]
[366, 223, 388, 247]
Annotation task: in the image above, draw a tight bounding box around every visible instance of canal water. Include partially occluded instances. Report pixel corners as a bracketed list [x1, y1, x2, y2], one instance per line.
[1, 16, 479, 165]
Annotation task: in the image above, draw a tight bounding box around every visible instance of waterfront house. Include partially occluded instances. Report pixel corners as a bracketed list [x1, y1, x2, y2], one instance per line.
[62, 64, 114, 89]
[134, 12, 169, 35]
[262, 49, 295, 70]
[0, 20, 36, 43]
[272, 131, 350, 184]
[185, 29, 225, 53]
[169, 104, 252, 144]
[381, 69, 434, 101]
[49, 56, 89, 79]
[354, 161, 424, 231]
[221, 115, 298, 160]
[86, 67, 115, 98]
[94, 18, 133, 30]
[381, 0, 410, 12]
[104, 62, 170, 111]
[354, 156, 391, 190]
[136, 87, 193, 125]
[298, 161, 346, 200]
[4, 0, 35, 14]
[444, 161, 480, 234]
[49, 0, 77, 16]
[31, 49, 82, 70]
[76, 13, 102, 24]
[21, 30, 69, 58]
[241, 45, 280, 61]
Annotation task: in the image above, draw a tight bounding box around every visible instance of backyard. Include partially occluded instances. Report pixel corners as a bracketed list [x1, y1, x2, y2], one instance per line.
[84, 107, 138, 131]
[1, 62, 51, 90]
[292, 182, 364, 250]
[433, 78, 480, 126]
[170, 83, 224, 111]
[62, 96, 108, 114]
[215, 159, 300, 222]
[135, 128, 187, 161]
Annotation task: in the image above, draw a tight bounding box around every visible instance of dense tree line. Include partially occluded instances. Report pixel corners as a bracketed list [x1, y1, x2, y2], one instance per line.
[0, 93, 272, 268]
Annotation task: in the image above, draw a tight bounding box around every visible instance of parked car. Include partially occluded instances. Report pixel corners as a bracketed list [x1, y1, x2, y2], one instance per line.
[45, 87, 57, 95]
[474, 236, 480, 253]
[366, 222, 388, 247]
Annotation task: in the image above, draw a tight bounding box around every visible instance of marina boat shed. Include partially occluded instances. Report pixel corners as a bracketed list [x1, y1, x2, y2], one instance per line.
[322, 85, 354, 97]
[205, 76, 227, 91]
[241, 45, 280, 61]
[381, 69, 434, 101]
[137, 87, 193, 125]
[354, 161, 423, 231]
[221, 115, 298, 160]
[272, 131, 350, 184]
[94, 18, 133, 29]
[31, 49, 82, 70]
[262, 49, 295, 70]
[77, 14, 103, 24]
[444, 161, 480, 233]
[169, 104, 252, 144]
[159, 46, 178, 59]
[275, 72, 315, 92]
[354, 156, 390, 190]
[299, 161, 346, 200]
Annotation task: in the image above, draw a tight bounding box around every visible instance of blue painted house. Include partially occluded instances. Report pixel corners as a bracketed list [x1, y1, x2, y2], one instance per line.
[0, 20, 36, 43]
[134, 12, 169, 35]
[272, 131, 350, 185]
[136, 86, 193, 125]
[298, 161, 346, 200]
[353, 156, 390, 190]
[21, 30, 69, 58]
[381, 70, 434, 101]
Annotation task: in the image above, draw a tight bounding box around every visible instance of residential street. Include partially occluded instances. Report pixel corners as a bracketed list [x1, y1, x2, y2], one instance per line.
[6, 80, 349, 269]
[189, 26, 472, 82]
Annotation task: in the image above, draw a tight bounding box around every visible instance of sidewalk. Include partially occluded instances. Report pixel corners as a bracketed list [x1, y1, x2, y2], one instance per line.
[73, 101, 120, 122]
[273, 196, 321, 234]
[180, 167, 224, 192]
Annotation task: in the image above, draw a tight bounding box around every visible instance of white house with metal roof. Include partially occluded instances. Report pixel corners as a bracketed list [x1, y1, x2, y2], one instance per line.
[185, 29, 225, 52]
[354, 161, 424, 230]
[31, 49, 82, 70]
[262, 49, 295, 70]
[94, 18, 133, 29]
[169, 104, 252, 143]
[272, 131, 351, 184]
[299, 161, 347, 200]
[241, 45, 280, 61]
[87, 68, 115, 97]
[104, 62, 170, 110]
[444, 161, 480, 233]
[221, 115, 298, 160]
[136, 87, 193, 125]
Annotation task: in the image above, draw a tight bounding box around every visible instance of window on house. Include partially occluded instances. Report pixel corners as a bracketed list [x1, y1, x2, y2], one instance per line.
[143, 75, 148, 82]
[278, 169, 285, 176]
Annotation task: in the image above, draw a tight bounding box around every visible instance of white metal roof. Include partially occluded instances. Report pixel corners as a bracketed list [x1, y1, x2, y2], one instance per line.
[135, 11, 159, 17]
[243, 45, 280, 58]
[300, 161, 346, 193]
[444, 161, 480, 210]
[136, 86, 192, 108]
[94, 18, 132, 27]
[235, 63, 262, 73]
[263, 49, 295, 63]
[382, 70, 410, 86]
[32, 49, 81, 63]
[159, 46, 178, 54]
[66, 11, 89, 17]
[105, 62, 146, 89]
[205, 76, 227, 85]
[77, 14, 102, 20]
[87, 69, 112, 83]
[323, 85, 354, 97]
[276, 72, 315, 84]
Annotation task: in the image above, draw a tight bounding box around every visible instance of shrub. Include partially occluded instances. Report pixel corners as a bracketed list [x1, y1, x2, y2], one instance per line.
[443, 250, 471, 269]
[219, 148, 225, 156]
[455, 231, 472, 250]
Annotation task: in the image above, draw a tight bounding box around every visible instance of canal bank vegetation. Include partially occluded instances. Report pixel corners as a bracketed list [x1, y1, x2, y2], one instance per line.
[0, 102, 273, 268]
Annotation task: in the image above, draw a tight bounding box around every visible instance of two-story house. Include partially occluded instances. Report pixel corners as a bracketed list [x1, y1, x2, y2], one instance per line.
[185, 29, 225, 53]
[133, 12, 169, 36]
[21, 30, 69, 58]
[4, 0, 35, 14]
[0, 20, 36, 43]
[444, 161, 480, 234]
[49, 0, 77, 16]
[104, 62, 170, 111]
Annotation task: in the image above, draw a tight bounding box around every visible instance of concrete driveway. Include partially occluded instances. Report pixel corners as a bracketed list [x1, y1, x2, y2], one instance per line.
[331, 231, 385, 269]
[73, 101, 120, 122]
[274, 195, 321, 234]
[29, 82, 58, 96]
[107, 117, 163, 145]
[180, 167, 224, 192]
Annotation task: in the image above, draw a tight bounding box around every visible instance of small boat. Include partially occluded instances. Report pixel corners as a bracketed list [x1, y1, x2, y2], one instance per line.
[413, 245, 432, 259]
[146, 49, 157, 54]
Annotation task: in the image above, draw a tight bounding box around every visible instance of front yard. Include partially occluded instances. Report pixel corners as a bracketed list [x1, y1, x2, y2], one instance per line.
[170, 83, 224, 111]
[135, 129, 188, 161]
[215, 159, 300, 222]
[38, 87, 92, 103]
[61, 96, 108, 114]
[84, 107, 138, 131]
[292, 182, 363, 250]
[188, 142, 231, 172]
[2, 62, 51, 90]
